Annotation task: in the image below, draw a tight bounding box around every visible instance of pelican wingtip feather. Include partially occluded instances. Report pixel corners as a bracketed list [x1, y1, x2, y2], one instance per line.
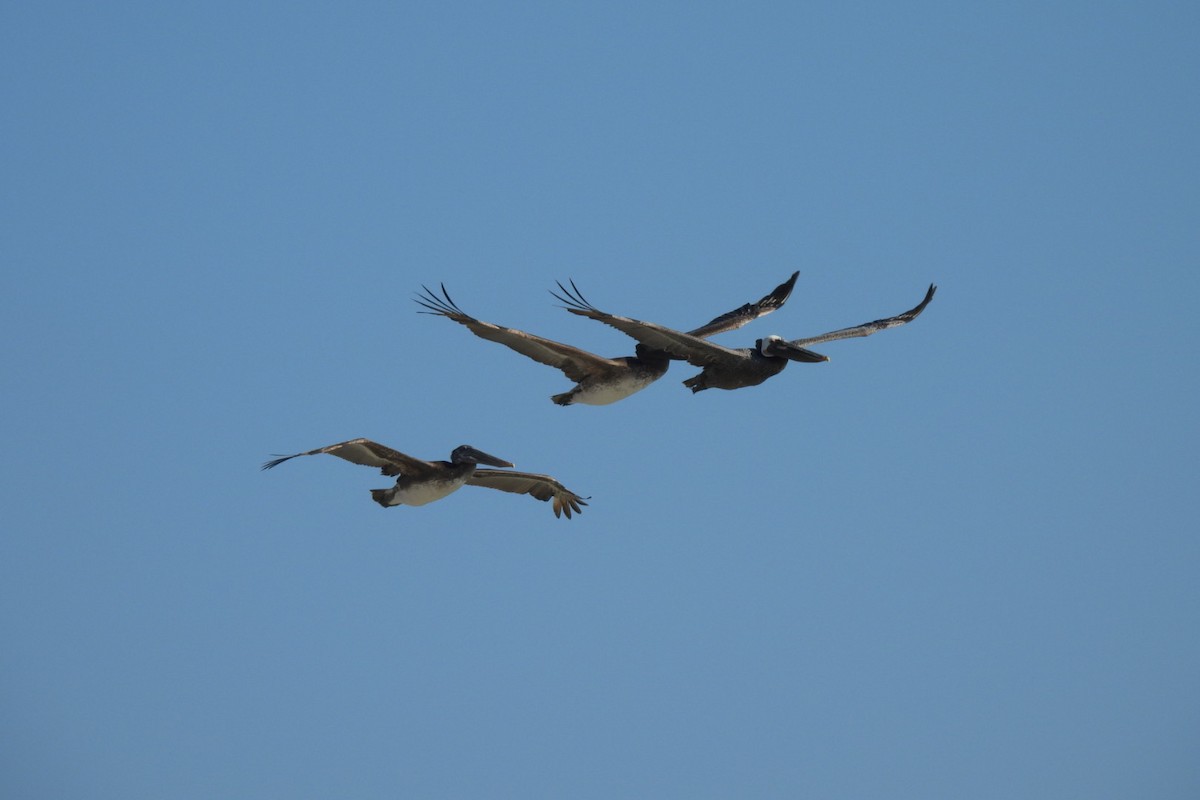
[553, 494, 590, 519]
[414, 282, 470, 318]
[550, 279, 599, 313]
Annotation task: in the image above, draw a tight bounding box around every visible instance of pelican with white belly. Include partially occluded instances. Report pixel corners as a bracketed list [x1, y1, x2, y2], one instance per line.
[262, 439, 588, 519]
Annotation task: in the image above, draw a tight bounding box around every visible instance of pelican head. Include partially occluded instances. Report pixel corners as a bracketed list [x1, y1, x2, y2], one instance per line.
[450, 445, 515, 468]
[757, 335, 830, 363]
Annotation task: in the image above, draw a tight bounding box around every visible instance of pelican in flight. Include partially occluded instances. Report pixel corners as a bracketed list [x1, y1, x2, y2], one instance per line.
[552, 281, 937, 393]
[262, 439, 587, 519]
[415, 272, 799, 406]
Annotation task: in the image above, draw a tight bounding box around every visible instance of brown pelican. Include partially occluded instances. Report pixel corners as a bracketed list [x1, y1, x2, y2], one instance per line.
[552, 281, 937, 393]
[262, 439, 587, 519]
[415, 272, 799, 406]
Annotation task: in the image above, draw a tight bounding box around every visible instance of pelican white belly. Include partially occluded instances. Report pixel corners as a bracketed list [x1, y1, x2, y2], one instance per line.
[572, 373, 659, 405]
[393, 477, 468, 506]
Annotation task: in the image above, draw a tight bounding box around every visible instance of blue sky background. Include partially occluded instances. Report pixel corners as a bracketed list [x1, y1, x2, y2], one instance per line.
[3, 2, 1197, 797]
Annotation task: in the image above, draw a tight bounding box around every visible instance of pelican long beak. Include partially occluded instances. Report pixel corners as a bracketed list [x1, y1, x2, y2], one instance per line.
[762, 338, 830, 363]
[465, 447, 515, 468]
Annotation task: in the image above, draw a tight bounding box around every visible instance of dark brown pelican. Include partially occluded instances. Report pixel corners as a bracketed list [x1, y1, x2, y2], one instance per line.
[552, 281, 937, 393]
[262, 439, 587, 519]
[415, 272, 799, 406]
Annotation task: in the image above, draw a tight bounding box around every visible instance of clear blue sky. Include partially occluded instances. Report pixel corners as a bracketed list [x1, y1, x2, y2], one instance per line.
[3, 2, 1197, 797]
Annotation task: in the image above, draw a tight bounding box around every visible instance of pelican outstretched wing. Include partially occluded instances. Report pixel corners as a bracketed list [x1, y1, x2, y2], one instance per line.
[261, 438, 439, 479]
[686, 271, 799, 338]
[787, 284, 937, 347]
[552, 281, 748, 369]
[468, 469, 589, 519]
[416, 284, 624, 383]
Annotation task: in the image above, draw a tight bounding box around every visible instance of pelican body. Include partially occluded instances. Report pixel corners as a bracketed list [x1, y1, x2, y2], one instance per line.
[262, 439, 588, 519]
[552, 281, 937, 393]
[415, 272, 799, 406]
